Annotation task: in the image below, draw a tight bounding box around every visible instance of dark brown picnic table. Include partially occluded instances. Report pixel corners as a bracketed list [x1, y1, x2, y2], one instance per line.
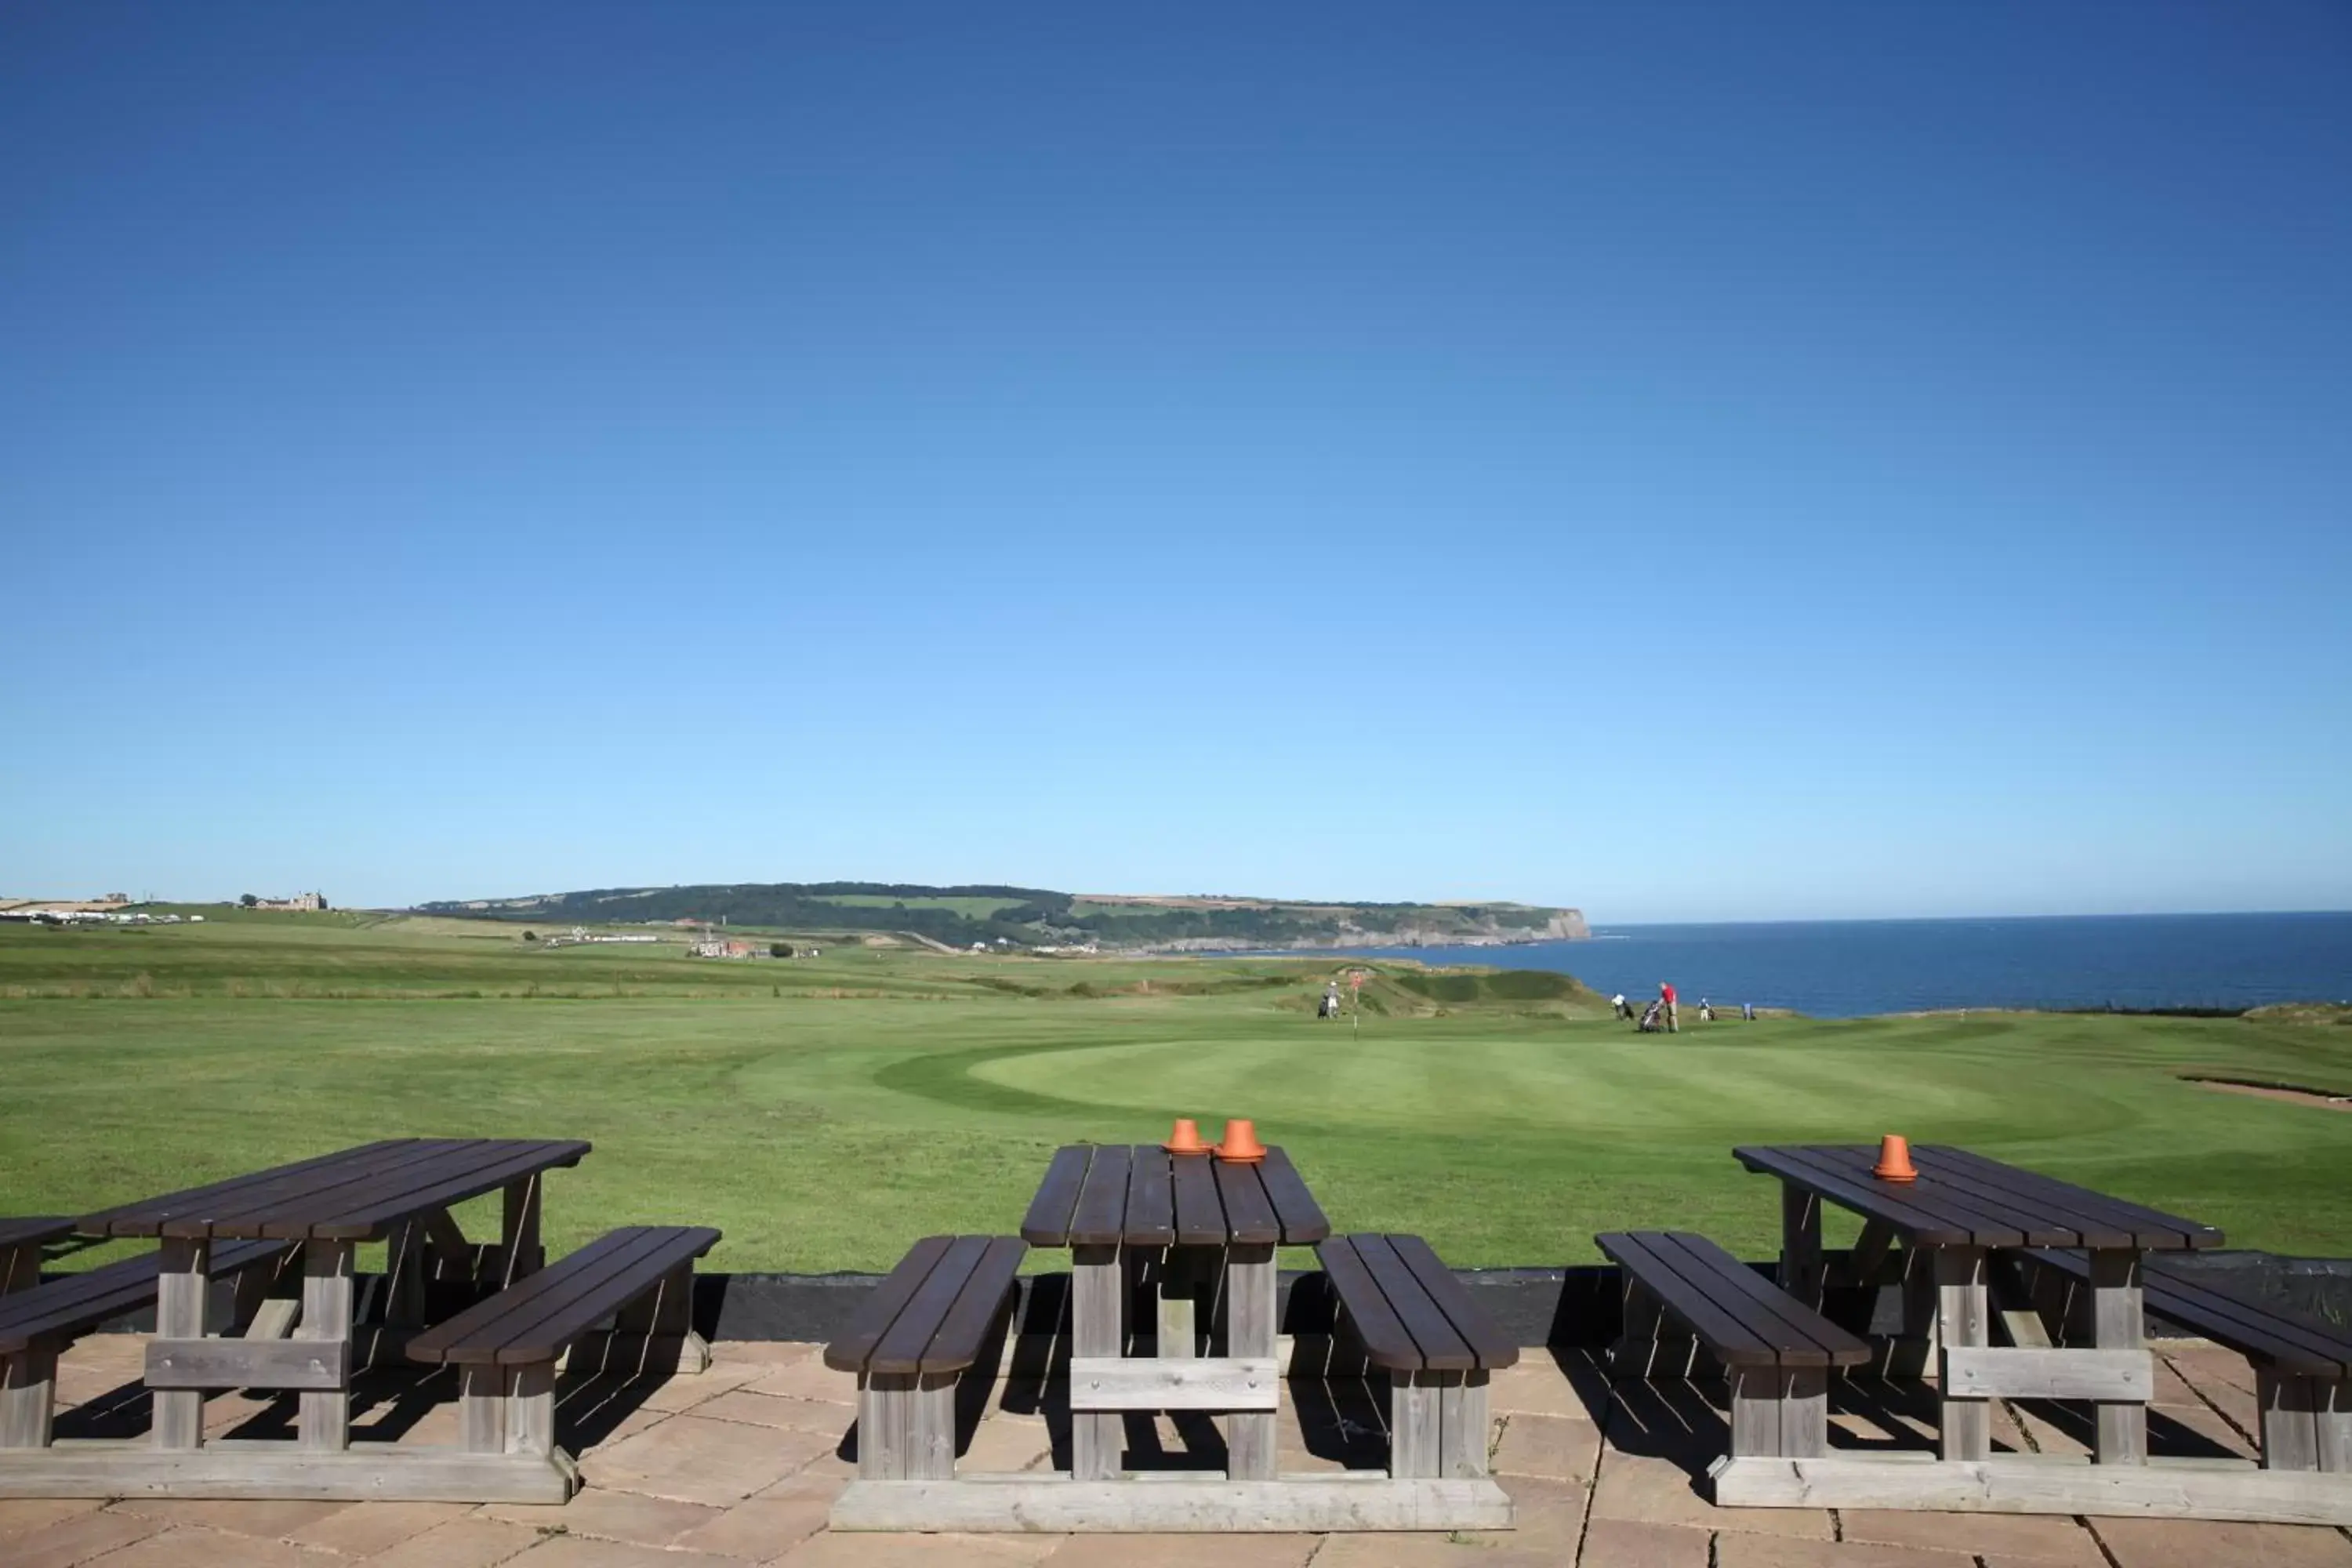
[1734, 1142, 2223, 1465]
[1020, 1143, 1330, 1481]
[77, 1137, 590, 1455]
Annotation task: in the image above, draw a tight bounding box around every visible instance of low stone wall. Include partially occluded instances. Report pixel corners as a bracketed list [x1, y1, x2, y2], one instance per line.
[79, 1248, 2352, 1346]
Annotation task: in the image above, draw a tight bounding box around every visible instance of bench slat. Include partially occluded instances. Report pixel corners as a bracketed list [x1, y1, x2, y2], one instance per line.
[1316, 1237, 1421, 1370]
[1886, 1150, 2143, 1249]
[1257, 1148, 1333, 1245]
[2027, 1250, 2350, 1377]
[406, 1227, 717, 1367]
[1932, 1148, 2222, 1250]
[1124, 1152, 1176, 1248]
[1649, 1232, 1869, 1367]
[871, 1236, 992, 1375]
[1766, 1147, 2034, 1249]
[286, 1140, 592, 1242]
[406, 1230, 647, 1364]
[1799, 1147, 2106, 1248]
[487, 1228, 712, 1367]
[0, 1240, 289, 1355]
[1018, 1149, 1092, 1247]
[1171, 1152, 1225, 1246]
[1211, 1160, 1281, 1248]
[80, 1142, 414, 1238]
[917, 1237, 1026, 1374]
[1067, 1147, 1133, 1249]
[160, 1140, 495, 1240]
[825, 1236, 955, 1372]
[1598, 1232, 1791, 1367]
[1386, 1234, 1519, 1370]
[1733, 1147, 1980, 1247]
[1351, 1235, 1475, 1370]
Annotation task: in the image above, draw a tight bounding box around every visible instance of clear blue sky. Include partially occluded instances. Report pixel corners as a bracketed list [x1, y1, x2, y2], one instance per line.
[5, 2, 2348, 922]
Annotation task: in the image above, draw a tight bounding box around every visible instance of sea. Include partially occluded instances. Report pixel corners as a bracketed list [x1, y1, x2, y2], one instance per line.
[1329, 912, 2352, 1020]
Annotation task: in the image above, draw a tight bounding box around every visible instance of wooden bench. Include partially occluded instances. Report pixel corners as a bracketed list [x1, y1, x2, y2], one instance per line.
[2020, 1249, 2351, 1473]
[1316, 1234, 1519, 1480]
[407, 1225, 719, 1475]
[1, 1239, 292, 1449]
[1599, 1229, 1871, 1459]
[824, 1235, 1025, 1482]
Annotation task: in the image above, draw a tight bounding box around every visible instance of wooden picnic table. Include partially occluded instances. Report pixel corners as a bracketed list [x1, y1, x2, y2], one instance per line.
[1722, 1142, 2248, 1515]
[54, 1137, 588, 1492]
[1020, 1143, 1329, 1482]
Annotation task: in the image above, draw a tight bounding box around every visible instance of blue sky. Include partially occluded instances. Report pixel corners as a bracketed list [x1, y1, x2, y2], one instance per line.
[5, 2, 2348, 922]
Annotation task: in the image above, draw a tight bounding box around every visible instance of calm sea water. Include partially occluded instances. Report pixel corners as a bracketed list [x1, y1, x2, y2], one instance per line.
[1334, 912, 2352, 1019]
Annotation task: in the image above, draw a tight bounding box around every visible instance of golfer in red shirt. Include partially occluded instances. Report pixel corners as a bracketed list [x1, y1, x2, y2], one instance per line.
[1660, 982, 1679, 1034]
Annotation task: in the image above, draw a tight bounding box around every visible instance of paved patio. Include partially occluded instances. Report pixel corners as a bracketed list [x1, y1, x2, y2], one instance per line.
[4, 1334, 2349, 1566]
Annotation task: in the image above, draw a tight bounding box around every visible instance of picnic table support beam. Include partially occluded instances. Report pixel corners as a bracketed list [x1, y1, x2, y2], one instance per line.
[1886, 1246, 1940, 1378]
[1072, 1244, 1121, 1480]
[1936, 1245, 1990, 1461]
[496, 1175, 543, 1289]
[152, 1238, 209, 1450]
[1780, 1184, 1824, 1309]
[0, 1246, 43, 1298]
[0, 1348, 56, 1450]
[2089, 1248, 2147, 1465]
[1158, 1247, 1197, 1359]
[1842, 1220, 1897, 1290]
[1225, 1241, 1276, 1480]
[298, 1241, 354, 1452]
[386, 1219, 429, 1329]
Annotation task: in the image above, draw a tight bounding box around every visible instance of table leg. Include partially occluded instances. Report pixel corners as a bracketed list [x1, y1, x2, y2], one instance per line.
[1780, 1183, 1824, 1309]
[298, 1240, 355, 1451]
[2089, 1248, 2147, 1464]
[153, 1237, 209, 1450]
[1226, 1242, 1276, 1480]
[1072, 1243, 1122, 1480]
[1935, 1245, 1989, 1461]
[497, 1176, 544, 1288]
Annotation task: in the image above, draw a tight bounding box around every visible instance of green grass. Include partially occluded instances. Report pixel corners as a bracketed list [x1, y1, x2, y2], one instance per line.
[2, 919, 2347, 1275]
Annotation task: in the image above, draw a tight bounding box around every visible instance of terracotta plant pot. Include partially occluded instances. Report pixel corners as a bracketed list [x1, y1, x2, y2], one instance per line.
[1873, 1134, 1918, 1183]
[1164, 1118, 1210, 1156]
[1215, 1119, 1267, 1163]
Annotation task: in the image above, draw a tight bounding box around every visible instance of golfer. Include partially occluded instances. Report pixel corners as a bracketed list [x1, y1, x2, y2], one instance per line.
[1660, 980, 1679, 1033]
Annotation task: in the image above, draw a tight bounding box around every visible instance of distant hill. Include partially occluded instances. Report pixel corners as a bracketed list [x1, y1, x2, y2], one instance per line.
[413, 883, 1588, 953]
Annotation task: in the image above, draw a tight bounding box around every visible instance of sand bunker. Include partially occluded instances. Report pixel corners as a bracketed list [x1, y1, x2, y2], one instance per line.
[2184, 1076, 2352, 1111]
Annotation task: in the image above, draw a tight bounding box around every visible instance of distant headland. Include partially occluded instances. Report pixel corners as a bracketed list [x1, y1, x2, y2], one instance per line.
[413, 882, 1589, 955]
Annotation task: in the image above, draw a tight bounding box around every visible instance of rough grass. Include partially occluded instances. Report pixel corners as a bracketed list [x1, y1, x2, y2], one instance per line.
[1, 920, 2347, 1275]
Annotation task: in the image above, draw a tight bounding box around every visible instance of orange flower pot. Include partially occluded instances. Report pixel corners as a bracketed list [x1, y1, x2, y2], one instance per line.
[1164, 1118, 1210, 1156]
[1215, 1120, 1267, 1163]
[1872, 1134, 1918, 1183]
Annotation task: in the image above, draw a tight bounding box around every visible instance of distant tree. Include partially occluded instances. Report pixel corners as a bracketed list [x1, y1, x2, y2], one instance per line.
[771, 942, 793, 959]
[318, 896, 331, 911]
[239, 894, 258, 908]
[522, 931, 538, 942]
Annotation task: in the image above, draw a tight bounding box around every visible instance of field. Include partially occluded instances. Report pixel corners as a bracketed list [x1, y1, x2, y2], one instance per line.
[2, 913, 2348, 1276]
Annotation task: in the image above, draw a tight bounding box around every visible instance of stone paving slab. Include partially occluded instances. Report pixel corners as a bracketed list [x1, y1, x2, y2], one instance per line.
[2, 1337, 2345, 1565]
